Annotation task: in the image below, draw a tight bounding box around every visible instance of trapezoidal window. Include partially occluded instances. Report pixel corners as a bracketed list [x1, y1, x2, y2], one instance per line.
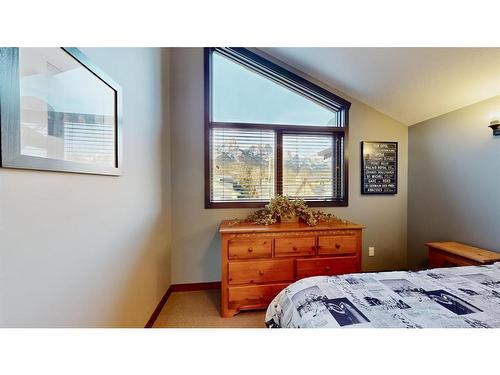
[205, 48, 351, 208]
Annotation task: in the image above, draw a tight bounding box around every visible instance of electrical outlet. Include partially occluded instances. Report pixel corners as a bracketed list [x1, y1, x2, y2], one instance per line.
[368, 247, 375, 257]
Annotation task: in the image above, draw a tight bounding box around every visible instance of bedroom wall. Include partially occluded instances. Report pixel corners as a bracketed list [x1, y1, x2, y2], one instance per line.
[0, 48, 172, 327]
[408, 95, 500, 269]
[170, 48, 409, 284]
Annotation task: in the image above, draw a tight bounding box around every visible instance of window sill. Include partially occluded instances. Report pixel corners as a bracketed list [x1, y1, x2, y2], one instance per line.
[205, 200, 348, 209]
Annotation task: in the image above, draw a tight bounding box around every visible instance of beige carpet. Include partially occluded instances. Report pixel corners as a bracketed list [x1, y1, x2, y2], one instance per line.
[153, 289, 266, 328]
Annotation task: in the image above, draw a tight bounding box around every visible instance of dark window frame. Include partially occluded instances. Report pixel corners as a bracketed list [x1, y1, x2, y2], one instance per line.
[204, 47, 351, 209]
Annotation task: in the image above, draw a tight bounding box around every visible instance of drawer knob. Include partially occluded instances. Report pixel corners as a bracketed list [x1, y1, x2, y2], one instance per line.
[248, 247, 253, 253]
[325, 266, 331, 271]
[259, 270, 264, 276]
[292, 246, 298, 251]
[335, 243, 341, 249]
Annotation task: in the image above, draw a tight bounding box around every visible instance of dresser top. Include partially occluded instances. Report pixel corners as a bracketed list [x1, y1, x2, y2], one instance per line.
[426, 241, 500, 264]
[219, 219, 365, 234]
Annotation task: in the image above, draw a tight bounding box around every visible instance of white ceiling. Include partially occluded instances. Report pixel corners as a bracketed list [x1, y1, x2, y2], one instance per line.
[261, 48, 500, 125]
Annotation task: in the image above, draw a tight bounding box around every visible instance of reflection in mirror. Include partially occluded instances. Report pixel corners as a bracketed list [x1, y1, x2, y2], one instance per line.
[19, 48, 116, 167]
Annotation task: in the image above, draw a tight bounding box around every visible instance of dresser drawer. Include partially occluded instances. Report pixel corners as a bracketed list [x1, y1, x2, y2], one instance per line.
[228, 238, 272, 260]
[296, 257, 358, 279]
[318, 235, 358, 256]
[275, 237, 316, 257]
[228, 259, 295, 285]
[228, 283, 289, 311]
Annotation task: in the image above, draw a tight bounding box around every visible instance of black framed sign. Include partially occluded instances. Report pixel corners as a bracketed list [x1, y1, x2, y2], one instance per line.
[0, 47, 122, 176]
[361, 141, 398, 194]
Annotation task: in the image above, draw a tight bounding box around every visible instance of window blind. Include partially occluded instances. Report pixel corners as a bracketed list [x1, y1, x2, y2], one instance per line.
[211, 128, 275, 202]
[63, 113, 115, 166]
[20, 110, 115, 166]
[282, 133, 343, 201]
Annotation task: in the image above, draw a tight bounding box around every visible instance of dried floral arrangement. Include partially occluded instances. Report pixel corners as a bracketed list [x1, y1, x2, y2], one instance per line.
[242, 195, 346, 226]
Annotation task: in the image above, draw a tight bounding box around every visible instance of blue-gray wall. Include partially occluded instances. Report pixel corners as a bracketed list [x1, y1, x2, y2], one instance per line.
[408, 95, 500, 269]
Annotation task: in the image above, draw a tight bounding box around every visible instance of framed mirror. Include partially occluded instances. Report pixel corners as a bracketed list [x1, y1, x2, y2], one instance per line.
[0, 47, 122, 175]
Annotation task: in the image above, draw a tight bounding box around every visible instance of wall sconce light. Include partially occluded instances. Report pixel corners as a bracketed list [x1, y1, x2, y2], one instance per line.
[489, 119, 500, 136]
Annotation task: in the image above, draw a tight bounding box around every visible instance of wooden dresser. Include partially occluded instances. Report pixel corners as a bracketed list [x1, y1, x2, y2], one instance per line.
[219, 220, 364, 317]
[427, 241, 500, 268]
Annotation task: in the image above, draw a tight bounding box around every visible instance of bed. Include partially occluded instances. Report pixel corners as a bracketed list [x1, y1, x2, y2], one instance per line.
[265, 262, 500, 328]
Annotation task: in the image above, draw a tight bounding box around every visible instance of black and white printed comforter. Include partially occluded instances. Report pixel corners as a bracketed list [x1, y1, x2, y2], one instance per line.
[265, 262, 500, 328]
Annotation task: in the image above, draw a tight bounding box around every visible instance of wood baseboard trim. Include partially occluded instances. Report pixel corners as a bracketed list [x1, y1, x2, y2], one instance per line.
[145, 285, 173, 328]
[171, 281, 221, 292]
[144, 281, 221, 328]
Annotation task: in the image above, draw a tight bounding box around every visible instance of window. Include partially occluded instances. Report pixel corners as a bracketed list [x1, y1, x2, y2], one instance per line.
[211, 128, 275, 202]
[283, 133, 344, 200]
[205, 48, 350, 208]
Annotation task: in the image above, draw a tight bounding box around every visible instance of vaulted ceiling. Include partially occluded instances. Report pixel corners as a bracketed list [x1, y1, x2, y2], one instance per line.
[261, 48, 500, 125]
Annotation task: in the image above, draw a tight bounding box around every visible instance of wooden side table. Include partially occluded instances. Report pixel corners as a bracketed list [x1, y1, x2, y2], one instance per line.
[426, 242, 500, 268]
